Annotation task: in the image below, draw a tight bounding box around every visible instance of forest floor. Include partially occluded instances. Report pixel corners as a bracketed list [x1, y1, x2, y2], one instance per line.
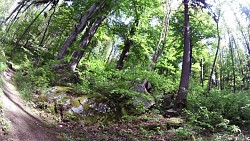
[0, 68, 62, 141]
[1, 68, 250, 141]
[0, 68, 177, 141]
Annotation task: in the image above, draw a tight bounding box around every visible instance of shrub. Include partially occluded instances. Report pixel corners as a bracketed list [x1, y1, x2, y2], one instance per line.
[187, 90, 250, 131]
[15, 63, 53, 99]
[184, 108, 229, 132]
[76, 59, 178, 117]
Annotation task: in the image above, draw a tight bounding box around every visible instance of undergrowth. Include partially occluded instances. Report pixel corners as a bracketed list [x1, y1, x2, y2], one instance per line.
[178, 90, 250, 140]
[0, 102, 10, 136]
[0, 51, 9, 136]
[9, 58, 250, 140]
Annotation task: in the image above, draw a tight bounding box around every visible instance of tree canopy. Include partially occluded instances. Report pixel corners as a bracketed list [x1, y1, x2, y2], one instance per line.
[1, 0, 250, 140]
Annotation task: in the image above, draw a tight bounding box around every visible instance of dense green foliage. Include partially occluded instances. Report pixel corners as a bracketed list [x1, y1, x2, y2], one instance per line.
[187, 90, 250, 133]
[1, 0, 250, 140]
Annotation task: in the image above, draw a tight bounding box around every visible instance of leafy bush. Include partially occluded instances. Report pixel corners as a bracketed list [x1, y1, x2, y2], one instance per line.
[184, 108, 230, 132]
[76, 59, 178, 116]
[174, 126, 195, 141]
[15, 63, 54, 99]
[0, 48, 6, 69]
[15, 72, 34, 99]
[0, 50, 7, 86]
[187, 90, 250, 132]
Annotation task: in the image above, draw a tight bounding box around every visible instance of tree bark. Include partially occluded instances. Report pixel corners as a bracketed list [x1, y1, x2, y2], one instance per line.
[56, 0, 106, 60]
[200, 59, 204, 87]
[151, 0, 172, 69]
[229, 37, 236, 92]
[5, 1, 34, 34]
[219, 48, 224, 90]
[231, 9, 250, 73]
[116, 19, 139, 70]
[175, 0, 191, 109]
[152, 19, 169, 68]
[3, 0, 26, 24]
[208, 12, 221, 92]
[234, 41, 245, 89]
[40, 7, 56, 46]
[15, 2, 51, 45]
[69, 16, 106, 71]
[106, 41, 114, 63]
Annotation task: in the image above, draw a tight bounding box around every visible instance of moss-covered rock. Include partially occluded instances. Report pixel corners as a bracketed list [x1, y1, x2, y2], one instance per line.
[35, 86, 113, 123]
[164, 117, 184, 127]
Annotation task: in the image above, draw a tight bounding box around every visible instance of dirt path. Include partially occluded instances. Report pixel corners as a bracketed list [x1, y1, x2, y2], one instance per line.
[0, 69, 61, 141]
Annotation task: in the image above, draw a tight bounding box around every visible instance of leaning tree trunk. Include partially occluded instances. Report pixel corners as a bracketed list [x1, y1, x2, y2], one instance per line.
[56, 0, 106, 60]
[151, 18, 169, 68]
[40, 7, 56, 46]
[15, 2, 51, 45]
[116, 19, 139, 70]
[69, 16, 106, 71]
[5, 0, 34, 33]
[3, 0, 26, 24]
[151, 0, 172, 69]
[174, 0, 191, 109]
[208, 11, 221, 92]
[236, 18, 250, 57]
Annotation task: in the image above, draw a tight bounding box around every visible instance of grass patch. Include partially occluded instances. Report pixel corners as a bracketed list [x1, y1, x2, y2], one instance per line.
[0, 95, 10, 136]
[0, 54, 9, 135]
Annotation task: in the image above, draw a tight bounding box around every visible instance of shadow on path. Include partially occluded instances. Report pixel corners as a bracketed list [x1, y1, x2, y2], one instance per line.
[0, 68, 61, 141]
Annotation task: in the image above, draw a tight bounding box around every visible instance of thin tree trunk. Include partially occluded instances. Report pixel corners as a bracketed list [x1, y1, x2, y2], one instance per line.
[40, 7, 56, 46]
[219, 48, 224, 90]
[200, 59, 204, 87]
[116, 19, 139, 70]
[151, 0, 172, 69]
[11, 11, 31, 39]
[208, 13, 221, 92]
[106, 42, 114, 63]
[4, 0, 26, 24]
[15, 2, 51, 45]
[229, 37, 236, 92]
[235, 46, 245, 89]
[56, 0, 106, 60]
[229, 6, 250, 63]
[152, 20, 169, 67]
[69, 16, 106, 71]
[5, 1, 33, 33]
[175, 0, 191, 109]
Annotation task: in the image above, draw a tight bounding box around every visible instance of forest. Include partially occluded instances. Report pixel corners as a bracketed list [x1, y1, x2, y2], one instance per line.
[0, 0, 250, 140]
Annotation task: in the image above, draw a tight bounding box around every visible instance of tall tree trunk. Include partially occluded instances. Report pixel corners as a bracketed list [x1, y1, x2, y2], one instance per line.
[151, 0, 172, 69]
[5, 1, 34, 34]
[235, 45, 245, 89]
[208, 12, 221, 92]
[151, 18, 169, 68]
[116, 19, 139, 70]
[219, 48, 224, 90]
[174, 0, 191, 109]
[229, 37, 236, 92]
[235, 17, 250, 57]
[56, 0, 106, 60]
[15, 2, 51, 45]
[40, 7, 56, 46]
[3, 0, 27, 24]
[230, 8, 250, 73]
[69, 16, 106, 71]
[106, 41, 114, 63]
[200, 59, 204, 87]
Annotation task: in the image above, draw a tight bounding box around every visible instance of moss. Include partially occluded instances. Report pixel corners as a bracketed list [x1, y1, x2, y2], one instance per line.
[165, 117, 185, 127]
